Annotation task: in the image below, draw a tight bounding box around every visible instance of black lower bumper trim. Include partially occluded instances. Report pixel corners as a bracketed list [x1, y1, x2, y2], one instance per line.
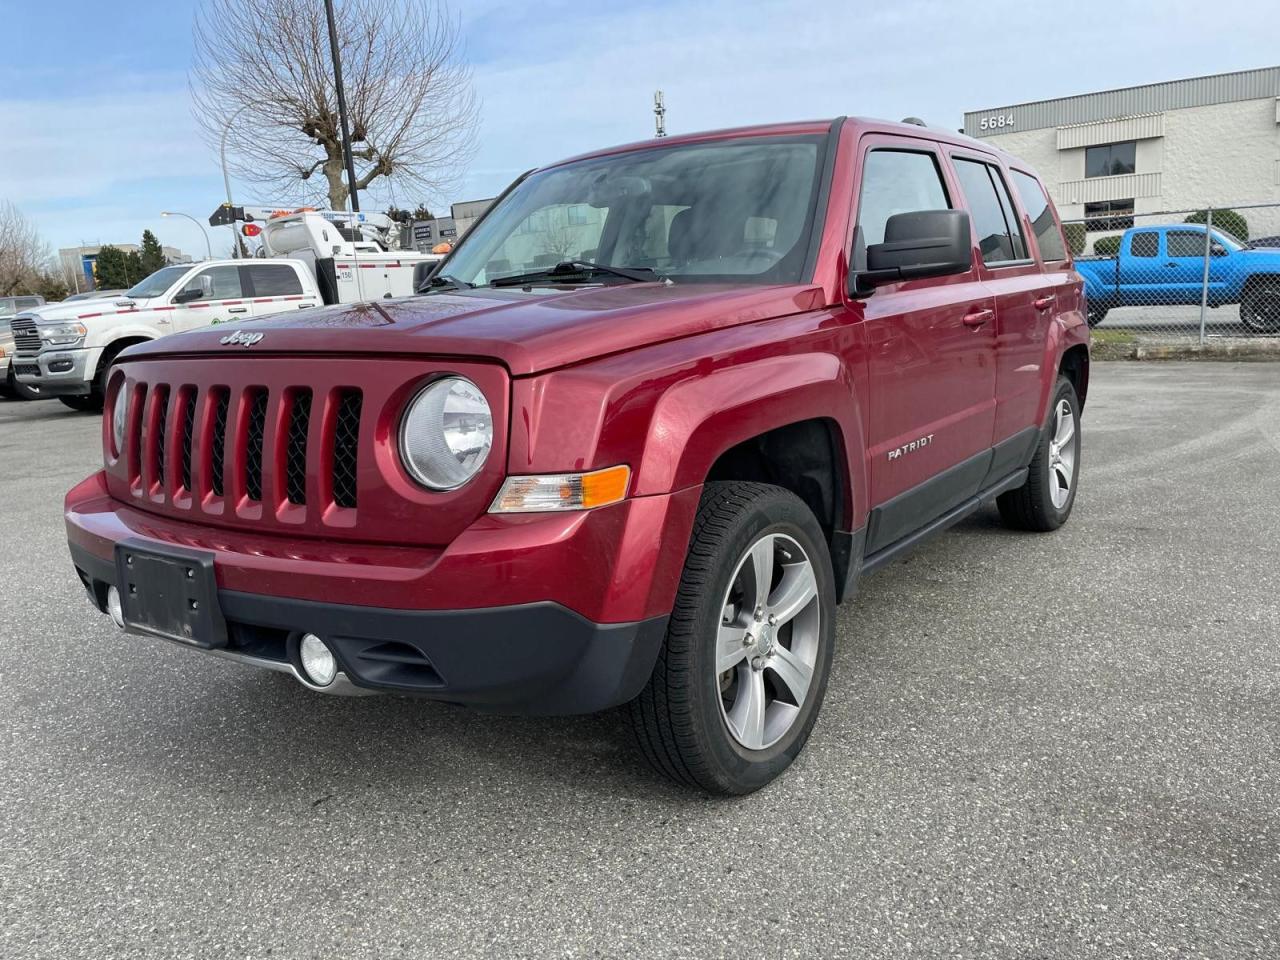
[71, 542, 668, 715]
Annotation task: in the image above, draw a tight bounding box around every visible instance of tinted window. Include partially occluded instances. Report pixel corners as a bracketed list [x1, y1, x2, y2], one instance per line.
[180, 265, 242, 301]
[1085, 142, 1136, 179]
[1130, 233, 1159, 258]
[247, 264, 304, 296]
[952, 158, 1023, 265]
[1011, 170, 1066, 261]
[856, 150, 950, 254]
[16, 297, 41, 309]
[1167, 230, 1207, 258]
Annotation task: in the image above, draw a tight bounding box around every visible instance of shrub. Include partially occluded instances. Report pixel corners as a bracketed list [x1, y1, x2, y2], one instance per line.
[1092, 235, 1122, 257]
[1185, 208, 1248, 242]
[1062, 222, 1086, 256]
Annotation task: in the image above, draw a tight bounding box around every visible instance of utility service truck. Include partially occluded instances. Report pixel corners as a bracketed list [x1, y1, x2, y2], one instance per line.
[13, 208, 442, 410]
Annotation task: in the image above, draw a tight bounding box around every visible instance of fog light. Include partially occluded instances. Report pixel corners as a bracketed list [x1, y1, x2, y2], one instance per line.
[299, 633, 337, 686]
[106, 586, 125, 629]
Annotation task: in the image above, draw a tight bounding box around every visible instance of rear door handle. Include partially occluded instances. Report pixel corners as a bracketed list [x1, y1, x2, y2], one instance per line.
[1033, 296, 1055, 311]
[228, 307, 248, 314]
[962, 308, 994, 327]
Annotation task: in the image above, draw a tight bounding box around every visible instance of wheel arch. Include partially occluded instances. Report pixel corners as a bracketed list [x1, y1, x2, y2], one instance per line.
[1058, 343, 1090, 411]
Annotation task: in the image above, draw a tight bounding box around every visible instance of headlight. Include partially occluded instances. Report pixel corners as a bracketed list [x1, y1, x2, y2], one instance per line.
[399, 376, 493, 490]
[111, 381, 128, 456]
[40, 322, 87, 345]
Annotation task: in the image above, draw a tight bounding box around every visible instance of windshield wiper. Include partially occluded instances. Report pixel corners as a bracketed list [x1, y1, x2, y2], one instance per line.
[488, 260, 663, 288]
[420, 273, 475, 294]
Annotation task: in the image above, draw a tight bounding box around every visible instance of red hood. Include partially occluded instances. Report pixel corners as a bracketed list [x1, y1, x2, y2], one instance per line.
[124, 282, 825, 376]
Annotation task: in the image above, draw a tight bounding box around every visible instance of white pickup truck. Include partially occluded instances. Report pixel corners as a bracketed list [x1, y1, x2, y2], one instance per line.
[12, 209, 441, 410]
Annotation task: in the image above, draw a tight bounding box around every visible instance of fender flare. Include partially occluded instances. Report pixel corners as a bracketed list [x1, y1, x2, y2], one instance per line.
[632, 350, 867, 527]
[1035, 314, 1090, 422]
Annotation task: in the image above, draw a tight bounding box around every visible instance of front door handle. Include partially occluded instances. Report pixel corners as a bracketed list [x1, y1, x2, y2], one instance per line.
[962, 308, 994, 327]
[1033, 296, 1054, 311]
[228, 307, 249, 314]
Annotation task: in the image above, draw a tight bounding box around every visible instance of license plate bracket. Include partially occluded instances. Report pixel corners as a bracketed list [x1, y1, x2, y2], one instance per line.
[114, 540, 227, 649]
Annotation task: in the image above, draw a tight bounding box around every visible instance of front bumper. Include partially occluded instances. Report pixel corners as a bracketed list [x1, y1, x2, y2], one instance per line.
[14, 346, 98, 396]
[66, 473, 699, 714]
[71, 542, 667, 713]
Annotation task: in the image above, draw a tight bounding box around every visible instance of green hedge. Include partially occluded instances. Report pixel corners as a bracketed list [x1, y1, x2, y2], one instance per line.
[1093, 235, 1122, 257]
[1062, 222, 1086, 256]
[1185, 208, 1249, 242]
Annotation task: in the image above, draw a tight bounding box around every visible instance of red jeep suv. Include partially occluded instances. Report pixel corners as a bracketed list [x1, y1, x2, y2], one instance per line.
[65, 117, 1088, 794]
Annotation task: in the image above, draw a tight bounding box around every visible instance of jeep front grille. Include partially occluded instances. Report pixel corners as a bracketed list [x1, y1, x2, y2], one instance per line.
[122, 382, 363, 514]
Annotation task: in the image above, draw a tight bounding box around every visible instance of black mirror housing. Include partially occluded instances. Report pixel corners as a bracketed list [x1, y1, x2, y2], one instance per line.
[173, 288, 202, 304]
[850, 209, 973, 295]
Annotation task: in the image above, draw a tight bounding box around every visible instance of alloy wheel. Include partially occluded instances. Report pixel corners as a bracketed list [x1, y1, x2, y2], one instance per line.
[715, 533, 821, 750]
[1047, 398, 1076, 509]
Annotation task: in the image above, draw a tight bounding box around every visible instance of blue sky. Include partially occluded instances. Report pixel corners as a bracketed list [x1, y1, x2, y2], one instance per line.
[5, 0, 1280, 261]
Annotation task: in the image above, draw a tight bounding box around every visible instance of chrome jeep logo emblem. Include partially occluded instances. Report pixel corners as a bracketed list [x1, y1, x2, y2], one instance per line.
[219, 329, 264, 348]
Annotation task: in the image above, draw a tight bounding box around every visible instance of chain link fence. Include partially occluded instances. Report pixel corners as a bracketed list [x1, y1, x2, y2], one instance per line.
[1062, 203, 1280, 347]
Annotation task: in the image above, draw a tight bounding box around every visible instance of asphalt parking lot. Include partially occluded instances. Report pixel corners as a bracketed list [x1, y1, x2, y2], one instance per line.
[2, 361, 1278, 959]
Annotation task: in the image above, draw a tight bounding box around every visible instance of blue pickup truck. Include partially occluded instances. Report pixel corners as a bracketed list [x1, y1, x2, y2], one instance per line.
[1076, 224, 1280, 332]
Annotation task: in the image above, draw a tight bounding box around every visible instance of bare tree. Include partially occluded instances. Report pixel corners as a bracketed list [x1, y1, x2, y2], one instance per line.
[192, 0, 478, 210]
[0, 202, 54, 296]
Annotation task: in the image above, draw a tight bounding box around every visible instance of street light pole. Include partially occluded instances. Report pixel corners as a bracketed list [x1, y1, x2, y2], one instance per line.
[220, 102, 252, 257]
[323, 0, 361, 213]
[161, 212, 213, 260]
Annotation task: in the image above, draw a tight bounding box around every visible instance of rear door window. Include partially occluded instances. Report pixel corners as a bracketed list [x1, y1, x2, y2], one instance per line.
[1010, 170, 1066, 261]
[246, 263, 304, 297]
[952, 158, 1027, 265]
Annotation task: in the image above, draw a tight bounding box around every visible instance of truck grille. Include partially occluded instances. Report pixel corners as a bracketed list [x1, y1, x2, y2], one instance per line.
[11, 317, 40, 354]
[125, 380, 363, 512]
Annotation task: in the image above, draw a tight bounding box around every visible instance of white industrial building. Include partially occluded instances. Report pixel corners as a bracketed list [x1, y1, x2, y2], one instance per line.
[964, 66, 1280, 237]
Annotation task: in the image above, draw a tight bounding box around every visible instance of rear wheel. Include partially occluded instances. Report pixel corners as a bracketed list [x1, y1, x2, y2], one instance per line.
[628, 481, 836, 795]
[1240, 284, 1280, 334]
[997, 376, 1081, 532]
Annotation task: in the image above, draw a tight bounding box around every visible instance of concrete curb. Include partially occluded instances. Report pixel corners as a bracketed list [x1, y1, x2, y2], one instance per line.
[1091, 338, 1280, 361]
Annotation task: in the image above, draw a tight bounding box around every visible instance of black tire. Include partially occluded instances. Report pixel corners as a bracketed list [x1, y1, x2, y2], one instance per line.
[59, 394, 103, 413]
[1086, 303, 1108, 328]
[627, 481, 836, 795]
[998, 376, 1081, 532]
[1239, 285, 1280, 334]
[4, 365, 42, 401]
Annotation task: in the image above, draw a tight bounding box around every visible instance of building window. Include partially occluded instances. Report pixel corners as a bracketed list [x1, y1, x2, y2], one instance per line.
[566, 204, 592, 226]
[1084, 199, 1134, 231]
[1085, 141, 1137, 179]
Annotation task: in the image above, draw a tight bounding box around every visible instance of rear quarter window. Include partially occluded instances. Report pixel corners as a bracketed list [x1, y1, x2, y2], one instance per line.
[1010, 170, 1067, 262]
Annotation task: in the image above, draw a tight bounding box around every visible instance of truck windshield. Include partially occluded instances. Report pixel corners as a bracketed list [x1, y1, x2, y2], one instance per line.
[126, 265, 192, 299]
[442, 136, 825, 287]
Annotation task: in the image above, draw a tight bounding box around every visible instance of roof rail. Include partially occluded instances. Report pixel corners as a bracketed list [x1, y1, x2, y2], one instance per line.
[901, 117, 927, 127]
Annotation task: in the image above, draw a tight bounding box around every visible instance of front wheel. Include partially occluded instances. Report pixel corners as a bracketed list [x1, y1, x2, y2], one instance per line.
[997, 376, 1081, 532]
[4, 366, 42, 401]
[1240, 285, 1280, 334]
[628, 481, 836, 795]
[59, 393, 103, 413]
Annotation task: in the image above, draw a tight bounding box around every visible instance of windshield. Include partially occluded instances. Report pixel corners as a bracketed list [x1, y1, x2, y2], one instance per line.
[1213, 229, 1244, 251]
[126, 265, 192, 299]
[443, 136, 825, 287]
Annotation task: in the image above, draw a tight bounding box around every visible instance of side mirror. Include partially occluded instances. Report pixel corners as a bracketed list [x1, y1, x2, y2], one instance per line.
[173, 287, 202, 304]
[851, 209, 972, 295]
[1211, 243, 1228, 257]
